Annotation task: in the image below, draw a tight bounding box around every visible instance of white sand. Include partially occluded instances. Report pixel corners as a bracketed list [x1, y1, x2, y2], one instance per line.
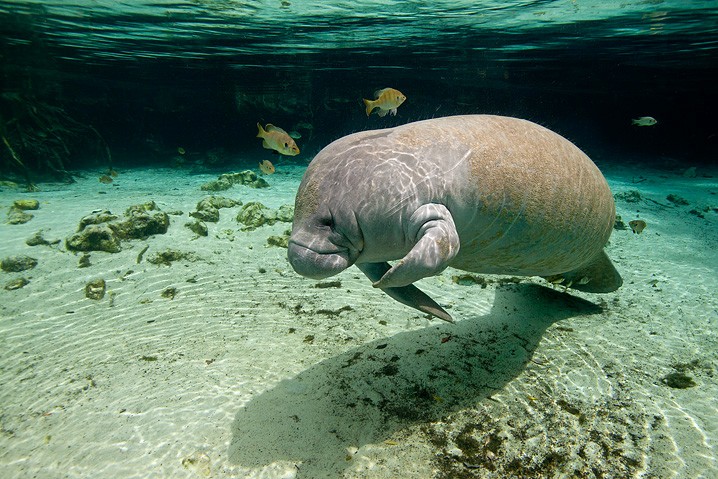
[0, 162, 716, 478]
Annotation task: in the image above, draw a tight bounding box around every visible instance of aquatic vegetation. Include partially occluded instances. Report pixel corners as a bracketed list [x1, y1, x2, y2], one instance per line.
[661, 372, 697, 389]
[0, 93, 112, 184]
[1, 255, 38, 272]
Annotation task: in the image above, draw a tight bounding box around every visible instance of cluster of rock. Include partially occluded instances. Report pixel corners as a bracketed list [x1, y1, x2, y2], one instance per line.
[1, 255, 37, 291]
[65, 201, 170, 253]
[236, 202, 294, 231]
[185, 195, 294, 235]
[7, 199, 39, 224]
[200, 170, 269, 192]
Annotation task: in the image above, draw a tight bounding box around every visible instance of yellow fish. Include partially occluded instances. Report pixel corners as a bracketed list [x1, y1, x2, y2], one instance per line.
[256, 123, 300, 156]
[363, 88, 406, 117]
[258, 159, 275, 175]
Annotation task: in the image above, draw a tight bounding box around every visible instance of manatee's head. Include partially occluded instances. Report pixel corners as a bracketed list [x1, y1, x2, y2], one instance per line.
[287, 166, 363, 280]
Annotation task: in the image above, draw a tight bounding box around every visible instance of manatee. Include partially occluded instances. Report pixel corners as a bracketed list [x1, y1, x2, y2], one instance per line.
[288, 115, 622, 322]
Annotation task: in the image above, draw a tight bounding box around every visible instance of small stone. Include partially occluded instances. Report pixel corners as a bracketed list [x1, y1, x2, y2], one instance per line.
[4, 277, 30, 290]
[200, 179, 232, 192]
[161, 287, 177, 299]
[13, 199, 39, 210]
[275, 204, 295, 223]
[66, 224, 122, 253]
[26, 230, 60, 246]
[147, 249, 196, 266]
[79, 253, 92, 268]
[189, 206, 219, 223]
[185, 220, 208, 236]
[7, 208, 33, 224]
[85, 278, 106, 300]
[1, 255, 38, 272]
[267, 235, 289, 248]
[237, 202, 274, 231]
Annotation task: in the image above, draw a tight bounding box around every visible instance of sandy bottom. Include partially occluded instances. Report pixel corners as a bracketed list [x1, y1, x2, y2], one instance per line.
[0, 162, 716, 478]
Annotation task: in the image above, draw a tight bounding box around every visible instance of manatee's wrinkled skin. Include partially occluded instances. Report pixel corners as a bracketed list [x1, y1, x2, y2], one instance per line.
[288, 115, 622, 321]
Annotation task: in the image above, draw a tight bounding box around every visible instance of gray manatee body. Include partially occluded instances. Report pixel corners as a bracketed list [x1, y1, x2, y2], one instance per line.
[288, 115, 622, 322]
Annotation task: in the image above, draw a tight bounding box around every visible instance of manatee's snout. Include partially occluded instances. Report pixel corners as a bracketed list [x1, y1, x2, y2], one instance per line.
[287, 241, 352, 280]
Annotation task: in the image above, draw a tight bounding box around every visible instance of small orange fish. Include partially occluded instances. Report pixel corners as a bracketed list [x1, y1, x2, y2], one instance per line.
[256, 123, 300, 156]
[99, 175, 113, 184]
[108, 168, 118, 177]
[363, 88, 406, 117]
[259, 159, 275, 175]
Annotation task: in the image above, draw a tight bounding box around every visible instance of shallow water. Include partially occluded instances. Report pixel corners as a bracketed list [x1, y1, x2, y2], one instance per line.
[1, 1, 717, 478]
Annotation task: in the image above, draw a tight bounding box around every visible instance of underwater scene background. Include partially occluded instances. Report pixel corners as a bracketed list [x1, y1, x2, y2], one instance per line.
[1, 1, 717, 478]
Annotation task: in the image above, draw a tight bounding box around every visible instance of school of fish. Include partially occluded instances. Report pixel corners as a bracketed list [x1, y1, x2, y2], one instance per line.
[254, 88, 406, 174]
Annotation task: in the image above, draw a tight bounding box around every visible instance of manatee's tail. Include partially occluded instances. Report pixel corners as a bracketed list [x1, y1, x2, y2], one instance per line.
[363, 98, 375, 117]
[357, 262, 454, 323]
[545, 250, 623, 293]
[256, 122, 266, 138]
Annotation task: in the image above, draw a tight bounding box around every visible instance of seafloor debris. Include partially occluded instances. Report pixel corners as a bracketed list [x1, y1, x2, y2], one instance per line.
[200, 170, 269, 191]
[147, 249, 198, 266]
[65, 201, 169, 253]
[1, 255, 38, 272]
[614, 190, 643, 203]
[666, 193, 689, 206]
[84, 278, 106, 300]
[628, 219, 647, 234]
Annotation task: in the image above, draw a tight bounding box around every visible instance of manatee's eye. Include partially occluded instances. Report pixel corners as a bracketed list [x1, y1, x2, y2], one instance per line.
[284, 142, 288, 148]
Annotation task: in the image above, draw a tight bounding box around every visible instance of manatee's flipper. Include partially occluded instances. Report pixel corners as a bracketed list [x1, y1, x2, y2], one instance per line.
[546, 250, 623, 293]
[357, 262, 454, 323]
[372, 204, 460, 289]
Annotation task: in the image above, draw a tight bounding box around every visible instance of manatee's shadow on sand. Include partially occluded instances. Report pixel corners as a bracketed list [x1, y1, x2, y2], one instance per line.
[228, 283, 602, 477]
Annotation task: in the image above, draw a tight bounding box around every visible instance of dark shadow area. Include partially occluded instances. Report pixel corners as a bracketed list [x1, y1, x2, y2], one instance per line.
[228, 283, 602, 478]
